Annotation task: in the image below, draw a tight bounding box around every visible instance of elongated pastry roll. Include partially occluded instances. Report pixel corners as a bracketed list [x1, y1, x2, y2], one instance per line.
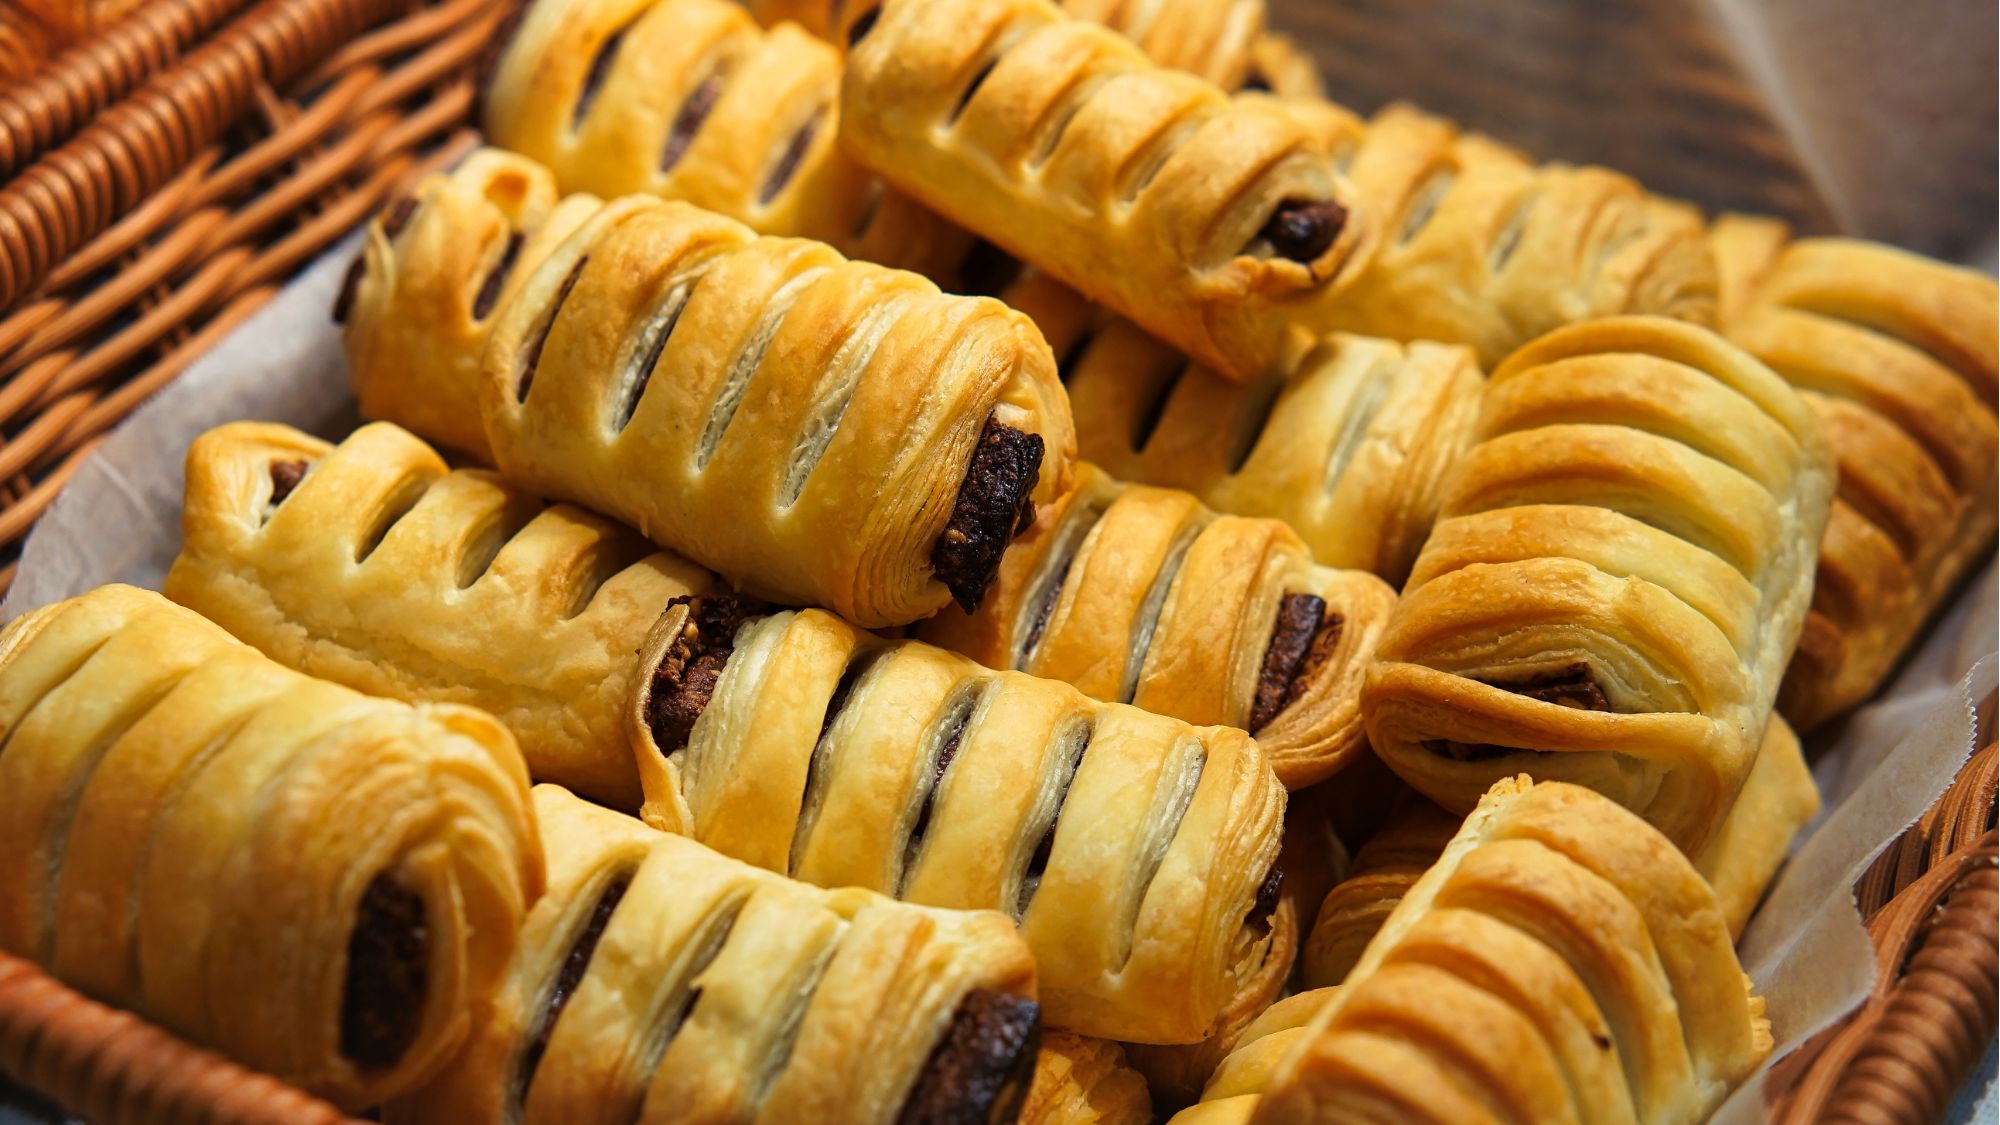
[1299, 799, 1459, 989]
[921, 463, 1394, 788]
[339, 148, 604, 461]
[1364, 316, 1835, 852]
[837, 0, 1365, 383]
[1709, 216, 1999, 730]
[0, 585, 541, 1111]
[1303, 102, 1718, 368]
[1252, 778, 1771, 1123]
[1021, 1032, 1153, 1125]
[389, 784, 1039, 1124]
[632, 598, 1286, 1044]
[481, 196, 1074, 627]
[165, 420, 714, 809]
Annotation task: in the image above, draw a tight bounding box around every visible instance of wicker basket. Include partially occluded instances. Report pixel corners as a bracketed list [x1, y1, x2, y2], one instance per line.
[0, 1, 1992, 1122]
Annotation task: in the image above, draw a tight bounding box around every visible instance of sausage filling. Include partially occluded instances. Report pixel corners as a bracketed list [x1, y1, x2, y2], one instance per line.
[268, 459, 310, 506]
[932, 416, 1044, 614]
[1256, 199, 1348, 263]
[1421, 663, 1611, 761]
[645, 595, 765, 754]
[1248, 594, 1344, 733]
[896, 989, 1041, 1125]
[340, 873, 430, 1071]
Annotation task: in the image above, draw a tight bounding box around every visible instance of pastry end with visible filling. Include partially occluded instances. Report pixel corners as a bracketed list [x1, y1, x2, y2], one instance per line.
[897, 989, 1041, 1125]
[1249, 594, 1343, 733]
[931, 416, 1044, 615]
[645, 595, 767, 753]
[340, 873, 430, 1071]
[1421, 663, 1612, 762]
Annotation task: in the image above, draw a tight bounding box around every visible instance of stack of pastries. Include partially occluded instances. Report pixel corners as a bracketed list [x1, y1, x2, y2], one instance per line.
[0, 0, 1990, 1121]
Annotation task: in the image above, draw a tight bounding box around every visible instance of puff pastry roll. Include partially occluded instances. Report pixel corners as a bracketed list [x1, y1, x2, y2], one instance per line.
[389, 784, 1040, 1125]
[1304, 102, 1719, 368]
[165, 420, 714, 809]
[1300, 799, 1459, 989]
[1034, 275, 1484, 581]
[1163, 989, 1339, 1125]
[919, 463, 1394, 788]
[1021, 1032, 1153, 1125]
[631, 598, 1286, 1044]
[836, 0, 1365, 383]
[1709, 215, 1999, 730]
[0, 585, 541, 1111]
[1364, 316, 1835, 852]
[339, 148, 604, 461]
[478, 197, 1073, 627]
[1240, 33, 1324, 99]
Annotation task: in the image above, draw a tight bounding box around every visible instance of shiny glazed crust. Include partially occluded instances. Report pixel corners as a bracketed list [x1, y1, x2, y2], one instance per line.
[340, 149, 602, 462]
[388, 785, 1038, 1124]
[919, 462, 1395, 788]
[1020, 1032, 1154, 1125]
[630, 604, 1286, 1044]
[1303, 103, 1720, 368]
[0, 585, 540, 1111]
[1251, 779, 1771, 1124]
[165, 421, 714, 809]
[481, 197, 1075, 628]
[1709, 215, 2000, 730]
[837, 0, 1366, 383]
[1363, 316, 1835, 853]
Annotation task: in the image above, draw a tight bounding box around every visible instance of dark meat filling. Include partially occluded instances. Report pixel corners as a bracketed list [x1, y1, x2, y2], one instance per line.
[340, 874, 429, 1071]
[514, 876, 630, 1107]
[472, 231, 526, 320]
[761, 112, 825, 203]
[1248, 866, 1284, 938]
[932, 417, 1043, 614]
[1422, 663, 1611, 762]
[645, 595, 766, 753]
[1248, 594, 1343, 733]
[268, 459, 310, 506]
[572, 26, 629, 129]
[846, 4, 881, 45]
[896, 989, 1041, 1125]
[661, 72, 728, 173]
[331, 255, 365, 325]
[1256, 199, 1347, 264]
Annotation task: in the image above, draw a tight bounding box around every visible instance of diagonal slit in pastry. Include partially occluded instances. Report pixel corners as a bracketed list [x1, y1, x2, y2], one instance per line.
[780, 294, 913, 507]
[1116, 739, 1204, 966]
[513, 870, 633, 1111]
[897, 684, 987, 896]
[696, 268, 827, 470]
[1119, 519, 1201, 705]
[790, 647, 887, 877]
[1420, 662, 1617, 762]
[1013, 717, 1091, 920]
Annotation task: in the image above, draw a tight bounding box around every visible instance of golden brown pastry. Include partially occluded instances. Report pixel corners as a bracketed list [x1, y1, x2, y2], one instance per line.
[389, 784, 1040, 1124]
[1364, 316, 1835, 854]
[348, 184, 1076, 628]
[1167, 989, 1339, 1124]
[1300, 102, 1719, 368]
[0, 584, 541, 1111]
[338, 148, 605, 461]
[164, 420, 714, 809]
[1300, 799, 1459, 989]
[1692, 716, 1818, 937]
[1243, 778, 1772, 1123]
[1709, 215, 1999, 730]
[631, 598, 1286, 1044]
[920, 462, 1395, 788]
[1240, 33, 1323, 99]
[1020, 1032, 1153, 1125]
[836, 0, 1365, 384]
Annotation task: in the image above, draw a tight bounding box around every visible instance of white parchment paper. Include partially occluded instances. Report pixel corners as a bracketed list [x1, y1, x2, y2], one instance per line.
[4, 237, 1995, 1121]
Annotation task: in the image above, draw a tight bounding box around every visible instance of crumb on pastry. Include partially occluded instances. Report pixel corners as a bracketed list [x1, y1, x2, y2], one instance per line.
[1249, 594, 1343, 733]
[340, 873, 430, 1071]
[897, 989, 1041, 1125]
[645, 595, 767, 753]
[931, 416, 1045, 614]
[1254, 199, 1348, 263]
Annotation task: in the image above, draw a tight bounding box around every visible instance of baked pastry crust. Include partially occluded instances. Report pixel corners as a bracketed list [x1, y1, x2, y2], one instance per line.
[165, 420, 713, 809]
[920, 462, 1395, 788]
[837, 0, 1366, 383]
[340, 148, 602, 462]
[1021, 1032, 1154, 1125]
[0, 584, 540, 1111]
[1364, 316, 1835, 853]
[629, 601, 1286, 1044]
[1709, 215, 1999, 730]
[480, 196, 1074, 627]
[1252, 778, 1771, 1124]
[1056, 0, 1263, 89]
[1300, 102, 1719, 368]
[1241, 33, 1324, 99]
[388, 784, 1039, 1124]
[1300, 798, 1459, 989]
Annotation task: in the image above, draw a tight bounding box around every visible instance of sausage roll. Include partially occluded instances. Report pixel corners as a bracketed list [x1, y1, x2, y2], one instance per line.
[919, 463, 1395, 788]
[1021, 1032, 1153, 1125]
[836, 0, 1366, 384]
[388, 784, 1040, 1125]
[480, 196, 1074, 627]
[1307, 102, 1719, 368]
[1164, 989, 1338, 1125]
[1250, 778, 1771, 1124]
[338, 148, 605, 462]
[165, 420, 714, 810]
[0, 585, 541, 1111]
[631, 598, 1287, 1044]
[1364, 316, 1835, 853]
[1709, 215, 1999, 731]
[1300, 798, 1459, 989]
